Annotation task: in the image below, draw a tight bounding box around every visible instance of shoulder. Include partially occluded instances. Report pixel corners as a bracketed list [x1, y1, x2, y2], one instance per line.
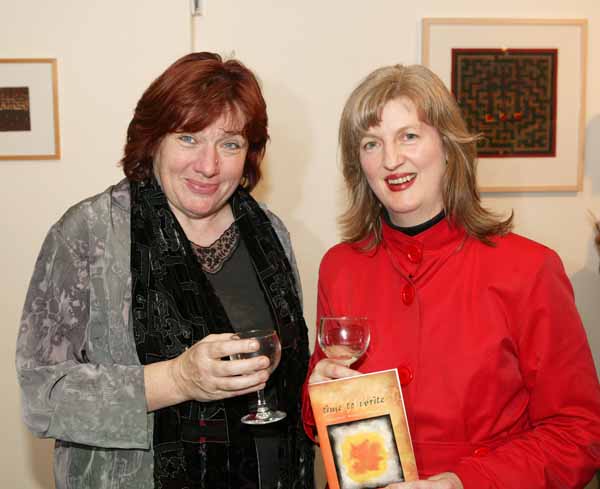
[259, 202, 288, 234]
[320, 239, 376, 275]
[257, 202, 297, 261]
[489, 232, 556, 258]
[259, 202, 291, 244]
[476, 231, 564, 275]
[322, 241, 358, 262]
[52, 179, 130, 244]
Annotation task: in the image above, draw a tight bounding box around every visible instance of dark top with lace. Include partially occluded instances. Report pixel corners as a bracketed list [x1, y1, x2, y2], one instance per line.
[191, 222, 275, 333]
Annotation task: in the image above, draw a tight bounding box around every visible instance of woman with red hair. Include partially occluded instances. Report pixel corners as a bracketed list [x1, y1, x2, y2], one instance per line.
[17, 52, 313, 489]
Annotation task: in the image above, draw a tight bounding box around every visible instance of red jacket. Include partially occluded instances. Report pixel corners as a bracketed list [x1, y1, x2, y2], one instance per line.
[302, 218, 600, 489]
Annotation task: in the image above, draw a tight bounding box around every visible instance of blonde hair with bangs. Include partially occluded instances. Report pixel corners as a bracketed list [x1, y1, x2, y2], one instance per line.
[338, 64, 512, 248]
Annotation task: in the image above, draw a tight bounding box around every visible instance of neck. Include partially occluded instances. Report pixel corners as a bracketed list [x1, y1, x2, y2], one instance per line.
[384, 209, 446, 236]
[172, 203, 235, 247]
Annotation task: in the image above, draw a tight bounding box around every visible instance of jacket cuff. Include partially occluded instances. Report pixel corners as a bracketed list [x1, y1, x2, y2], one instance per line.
[453, 463, 492, 489]
[301, 378, 318, 444]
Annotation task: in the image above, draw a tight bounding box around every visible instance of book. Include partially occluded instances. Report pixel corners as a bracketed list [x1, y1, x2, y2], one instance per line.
[308, 369, 418, 489]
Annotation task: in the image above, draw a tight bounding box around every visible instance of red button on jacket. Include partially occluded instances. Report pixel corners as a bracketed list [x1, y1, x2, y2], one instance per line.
[397, 365, 414, 386]
[401, 284, 415, 305]
[407, 245, 423, 264]
[473, 447, 490, 457]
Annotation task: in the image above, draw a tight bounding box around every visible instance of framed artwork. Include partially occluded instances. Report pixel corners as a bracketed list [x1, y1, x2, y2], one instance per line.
[0, 58, 61, 160]
[422, 18, 587, 192]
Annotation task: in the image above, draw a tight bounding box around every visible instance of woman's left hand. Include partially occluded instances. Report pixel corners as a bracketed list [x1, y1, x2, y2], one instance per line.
[308, 357, 359, 384]
[381, 472, 463, 489]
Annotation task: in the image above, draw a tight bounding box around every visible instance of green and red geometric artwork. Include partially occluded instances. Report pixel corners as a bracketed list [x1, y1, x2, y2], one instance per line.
[451, 48, 557, 158]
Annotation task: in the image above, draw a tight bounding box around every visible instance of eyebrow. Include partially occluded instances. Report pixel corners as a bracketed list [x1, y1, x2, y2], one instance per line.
[361, 123, 421, 137]
[220, 128, 245, 136]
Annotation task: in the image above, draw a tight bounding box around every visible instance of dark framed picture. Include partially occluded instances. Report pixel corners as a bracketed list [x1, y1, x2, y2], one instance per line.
[422, 18, 587, 192]
[0, 58, 61, 160]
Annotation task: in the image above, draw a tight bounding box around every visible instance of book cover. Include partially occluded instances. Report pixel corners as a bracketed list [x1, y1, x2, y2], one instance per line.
[308, 369, 418, 489]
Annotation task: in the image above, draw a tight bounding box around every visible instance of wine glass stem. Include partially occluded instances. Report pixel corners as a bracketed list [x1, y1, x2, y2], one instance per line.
[256, 389, 269, 415]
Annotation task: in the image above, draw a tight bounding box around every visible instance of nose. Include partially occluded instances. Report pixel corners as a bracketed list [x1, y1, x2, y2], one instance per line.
[383, 143, 405, 171]
[192, 145, 219, 177]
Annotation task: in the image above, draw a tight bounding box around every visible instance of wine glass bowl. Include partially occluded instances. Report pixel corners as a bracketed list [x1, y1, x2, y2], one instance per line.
[233, 329, 286, 425]
[318, 316, 371, 366]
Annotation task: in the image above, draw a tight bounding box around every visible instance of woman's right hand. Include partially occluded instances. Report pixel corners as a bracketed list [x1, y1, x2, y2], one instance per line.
[171, 333, 271, 402]
[145, 333, 271, 410]
[308, 358, 360, 384]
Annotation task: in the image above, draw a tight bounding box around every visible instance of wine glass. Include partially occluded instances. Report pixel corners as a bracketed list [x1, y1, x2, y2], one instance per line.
[233, 329, 286, 425]
[318, 316, 371, 366]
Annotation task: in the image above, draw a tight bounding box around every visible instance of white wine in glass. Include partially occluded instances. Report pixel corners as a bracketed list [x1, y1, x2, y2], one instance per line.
[233, 329, 286, 425]
[318, 316, 371, 366]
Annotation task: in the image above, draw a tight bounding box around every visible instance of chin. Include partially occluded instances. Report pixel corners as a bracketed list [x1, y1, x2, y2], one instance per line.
[387, 202, 421, 215]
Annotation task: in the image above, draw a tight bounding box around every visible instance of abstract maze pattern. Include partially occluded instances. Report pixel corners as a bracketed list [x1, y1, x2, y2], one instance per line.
[451, 49, 557, 157]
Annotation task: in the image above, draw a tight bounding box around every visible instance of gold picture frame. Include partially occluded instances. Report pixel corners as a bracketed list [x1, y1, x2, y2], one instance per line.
[0, 58, 61, 160]
[422, 18, 587, 193]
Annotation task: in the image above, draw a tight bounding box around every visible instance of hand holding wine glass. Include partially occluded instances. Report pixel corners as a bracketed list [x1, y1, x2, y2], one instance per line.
[232, 329, 286, 425]
[309, 316, 371, 384]
[319, 316, 371, 366]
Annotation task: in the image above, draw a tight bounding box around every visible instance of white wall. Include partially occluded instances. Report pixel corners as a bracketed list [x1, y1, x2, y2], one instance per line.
[0, 1, 190, 486]
[1, 1, 598, 487]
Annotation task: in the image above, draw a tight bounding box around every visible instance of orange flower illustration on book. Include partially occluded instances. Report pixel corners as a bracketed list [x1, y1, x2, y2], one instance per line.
[329, 415, 403, 489]
[342, 432, 388, 481]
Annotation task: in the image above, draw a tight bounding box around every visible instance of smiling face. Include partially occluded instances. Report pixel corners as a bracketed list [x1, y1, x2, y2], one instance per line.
[153, 111, 248, 234]
[359, 96, 446, 228]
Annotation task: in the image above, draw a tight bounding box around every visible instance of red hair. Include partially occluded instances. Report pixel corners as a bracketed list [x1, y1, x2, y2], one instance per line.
[120, 52, 268, 190]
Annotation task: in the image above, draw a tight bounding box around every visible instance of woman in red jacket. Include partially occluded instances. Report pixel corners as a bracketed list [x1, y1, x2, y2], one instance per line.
[303, 64, 600, 489]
